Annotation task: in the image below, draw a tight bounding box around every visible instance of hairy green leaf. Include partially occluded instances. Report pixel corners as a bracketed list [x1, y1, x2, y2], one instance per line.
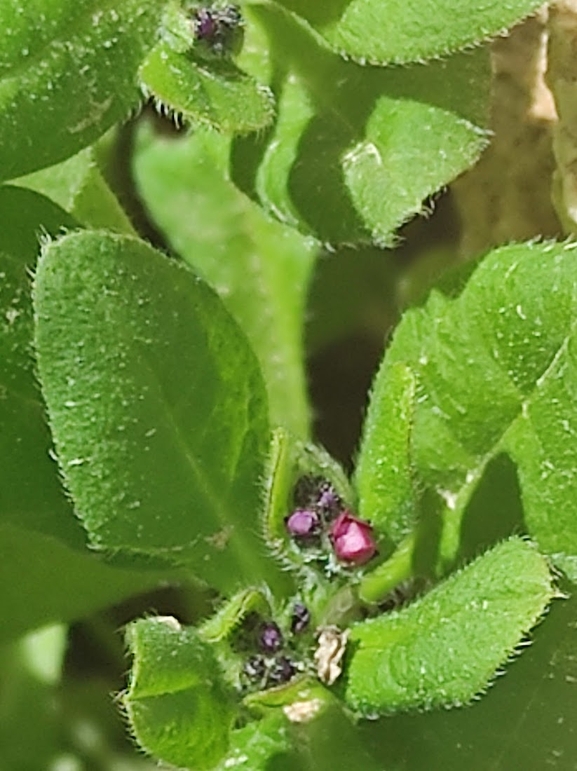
[140, 44, 275, 133]
[0, 0, 162, 181]
[198, 588, 271, 643]
[0, 186, 80, 544]
[380, 241, 577, 579]
[14, 147, 135, 234]
[33, 230, 282, 594]
[344, 538, 555, 715]
[275, 0, 543, 65]
[355, 362, 417, 546]
[134, 125, 317, 438]
[124, 616, 236, 769]
[238, 4, 489, 245]
[360, 584, 577, 770]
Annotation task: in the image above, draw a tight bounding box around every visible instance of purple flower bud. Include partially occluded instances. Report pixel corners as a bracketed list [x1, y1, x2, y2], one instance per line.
[330, 511, 377, 565]
[285, 508, 320, 539]
[268, 655, 296, 685]
[290, 603, 310, 634]
[258, 621, 283, 653]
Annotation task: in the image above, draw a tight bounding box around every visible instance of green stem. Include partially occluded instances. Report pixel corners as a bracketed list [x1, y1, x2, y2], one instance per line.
[358, 533, 415, 605]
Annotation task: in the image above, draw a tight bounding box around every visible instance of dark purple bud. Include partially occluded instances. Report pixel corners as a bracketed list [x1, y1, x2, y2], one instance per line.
[243, 655, 266, 681]
[258, 621, 283, 653]
[285, 508, 320, 539]
[330, 511, 377, 565]
[292, 474, 324, 508]
[192, 4, 244, 58]
[268, 655, 296, 685]
[194, 8, 217, 40]
[290, 603, 310, 634]
[316, 481, 343, 520]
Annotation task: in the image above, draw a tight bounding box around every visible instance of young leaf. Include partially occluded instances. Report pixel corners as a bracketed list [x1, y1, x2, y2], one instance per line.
[124, 616, 237, 769]
[379, 241, 577, 579]
[0, 0, 163, 182]
[276, 0, 543, 65]
[14, 147, 135, 235]
[198, 587, 272, 643]
[140, 44, 275, 133]
[133, 125, 317, 439]
[33, 230, 283, 594]
[355, 362, 417, 546]
[242, 4, 489, 245]
[343, 537, 555, 715]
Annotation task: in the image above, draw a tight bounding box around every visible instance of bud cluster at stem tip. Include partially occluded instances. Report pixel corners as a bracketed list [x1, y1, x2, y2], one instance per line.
[284, 475, 378, 567]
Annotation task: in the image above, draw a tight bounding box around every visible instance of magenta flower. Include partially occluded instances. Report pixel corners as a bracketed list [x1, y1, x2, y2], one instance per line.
[285, 508, 320, 539]
[330, 511, 377, 565]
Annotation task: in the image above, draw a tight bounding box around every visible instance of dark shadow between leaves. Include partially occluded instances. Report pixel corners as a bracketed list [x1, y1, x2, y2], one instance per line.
[456, 452, 526, 567]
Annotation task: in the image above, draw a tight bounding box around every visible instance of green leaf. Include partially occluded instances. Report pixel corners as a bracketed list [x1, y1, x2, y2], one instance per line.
[124, 616, 237, 769]
[380, 241, 577, 578]
[0, 0, 163, 182]
[343, 537, 555, 715]
[0, 185, 81, 545]
[359, 584, 577, 770]
[242, 4, 489, 245]
[0, 522, 164, 645]
[198, 587, 271, 643]
[275, 0, 543, 64]
[139, 43, 275, 133]
[33, 230, 283, 594]
[14, 147, 135, 235]
[133, 124, 317, 438]
[355, 362, 417, 546]
[215, 713, 297, 771]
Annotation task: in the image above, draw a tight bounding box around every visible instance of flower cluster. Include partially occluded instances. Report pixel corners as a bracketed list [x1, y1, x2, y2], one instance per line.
[285, 476, 378, 567]
[241, 604, 311, 691]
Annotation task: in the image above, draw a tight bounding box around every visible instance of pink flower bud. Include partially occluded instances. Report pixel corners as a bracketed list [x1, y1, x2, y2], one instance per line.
[329, 511, 377, 565]
[285, 508, 320, 539]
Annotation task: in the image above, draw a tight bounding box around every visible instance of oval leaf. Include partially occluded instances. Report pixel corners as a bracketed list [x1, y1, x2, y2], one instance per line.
[33, 230, 279, 594]
[244, 4, 489, 245]
[275, 0, 543, 65]
[360, 586, 577, 770]
[344, 537, 555, 715]
[0, 0, 162, 182]
[379, 241, 577, 579]
[124, 616, 236, 769]
[140, 43, 275, 133]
